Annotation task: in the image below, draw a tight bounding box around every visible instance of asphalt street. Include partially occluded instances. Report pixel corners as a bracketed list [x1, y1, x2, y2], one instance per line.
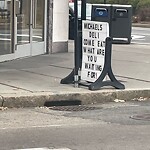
[132, 27, 150, 44]
[1, 100, 150, 150]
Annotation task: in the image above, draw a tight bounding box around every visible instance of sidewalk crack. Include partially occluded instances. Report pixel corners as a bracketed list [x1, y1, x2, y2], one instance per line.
[20, 70, 62, 79]
[0, 82, 33, 93]
[116, 75, 150, 83]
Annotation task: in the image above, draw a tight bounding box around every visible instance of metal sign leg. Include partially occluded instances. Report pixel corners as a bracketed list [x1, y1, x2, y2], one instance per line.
[89, 37, 125, 90]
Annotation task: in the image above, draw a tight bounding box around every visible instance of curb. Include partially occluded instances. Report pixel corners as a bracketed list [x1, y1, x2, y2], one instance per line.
[132, 23, 150, 28]
[1, 89, 150, 108]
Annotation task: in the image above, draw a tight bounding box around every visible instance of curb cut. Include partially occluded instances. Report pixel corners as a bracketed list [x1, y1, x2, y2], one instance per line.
[1, 89, 150, 108]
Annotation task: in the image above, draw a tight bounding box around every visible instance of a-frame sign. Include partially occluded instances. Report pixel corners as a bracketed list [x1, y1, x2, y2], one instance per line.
[60, 0, 125, 90]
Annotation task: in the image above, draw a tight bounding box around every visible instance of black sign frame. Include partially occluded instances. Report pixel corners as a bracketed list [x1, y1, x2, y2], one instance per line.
[60, 0, 125, 90]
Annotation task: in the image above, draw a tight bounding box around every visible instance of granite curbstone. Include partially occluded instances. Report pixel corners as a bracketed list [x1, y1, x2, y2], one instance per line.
[2, 89, 150, 108]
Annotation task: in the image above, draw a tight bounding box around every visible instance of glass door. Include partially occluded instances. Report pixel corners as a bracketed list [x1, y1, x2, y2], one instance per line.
[15, 0, 46, 58]
[31, 0, 45, 56]
[0, 0, 12, 55]
[15, 0, 31, 58]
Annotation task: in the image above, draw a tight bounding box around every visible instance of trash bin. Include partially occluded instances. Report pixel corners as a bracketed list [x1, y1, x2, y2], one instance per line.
[111, 5, 132, 44]
[91, 4, 132, 44]
[91, 4, 111, 32]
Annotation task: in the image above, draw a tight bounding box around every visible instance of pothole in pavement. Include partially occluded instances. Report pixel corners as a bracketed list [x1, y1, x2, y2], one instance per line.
[130, 114, 150, 121]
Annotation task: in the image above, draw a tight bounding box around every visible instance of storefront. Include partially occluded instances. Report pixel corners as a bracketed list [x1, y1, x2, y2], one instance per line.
[0, 0, 47, 62]
[0, 0, 69, 62]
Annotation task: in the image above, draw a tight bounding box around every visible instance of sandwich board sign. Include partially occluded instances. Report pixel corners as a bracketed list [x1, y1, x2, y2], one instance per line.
[81, 20, 109, 82]
[61, 20, 125, 90]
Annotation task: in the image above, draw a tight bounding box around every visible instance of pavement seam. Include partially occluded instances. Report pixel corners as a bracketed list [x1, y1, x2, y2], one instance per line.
[116, 75, 150, 83]
[0, 82, 33, 93]
[131, 42, 150, 45]
[19, 70, 62, 79]
[48, 64, 72, 70]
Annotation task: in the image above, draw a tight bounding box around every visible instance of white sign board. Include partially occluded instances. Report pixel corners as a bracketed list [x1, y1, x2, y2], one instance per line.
[81, 20, 109, 82]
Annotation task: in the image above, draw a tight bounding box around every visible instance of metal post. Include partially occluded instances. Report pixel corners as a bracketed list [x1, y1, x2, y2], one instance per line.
[81, 0, 86, 21]
[79, 0, 87, 77]
[74, 0, 79, 87]
[60, 0, 87, 86]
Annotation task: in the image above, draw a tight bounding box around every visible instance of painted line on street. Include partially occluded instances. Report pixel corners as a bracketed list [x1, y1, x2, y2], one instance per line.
[1, 122, 102, 130]
[131, 34, 145, 39]
[13, 148, 72, 150]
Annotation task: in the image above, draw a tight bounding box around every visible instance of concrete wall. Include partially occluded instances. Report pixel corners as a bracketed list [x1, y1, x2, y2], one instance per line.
[52, 0, 69, 53]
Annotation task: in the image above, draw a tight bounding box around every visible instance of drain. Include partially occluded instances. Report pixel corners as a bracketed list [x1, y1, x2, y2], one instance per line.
[130, 114, 150, 121]
[49, 105, 101, 112]
[44, 100, 81, 107]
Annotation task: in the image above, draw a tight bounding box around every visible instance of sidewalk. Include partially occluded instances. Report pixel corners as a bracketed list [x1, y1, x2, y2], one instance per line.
[0, 41, 150, 108]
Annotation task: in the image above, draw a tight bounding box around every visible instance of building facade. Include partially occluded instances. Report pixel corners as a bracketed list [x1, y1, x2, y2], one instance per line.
[0, 0, 69, 62]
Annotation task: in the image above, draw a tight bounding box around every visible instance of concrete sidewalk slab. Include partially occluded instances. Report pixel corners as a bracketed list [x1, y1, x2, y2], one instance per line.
[0, 42, 150, 108]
